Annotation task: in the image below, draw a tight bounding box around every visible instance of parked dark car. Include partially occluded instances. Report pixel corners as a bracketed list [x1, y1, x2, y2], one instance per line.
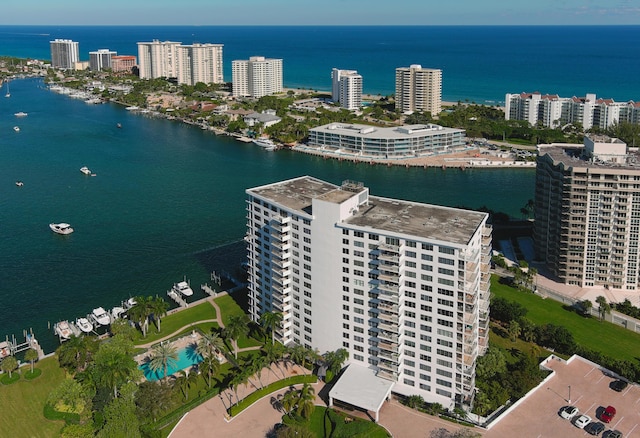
[602, 430, 622, 438]
[611, 380, 628, 392]
[585, 422, 606, 436]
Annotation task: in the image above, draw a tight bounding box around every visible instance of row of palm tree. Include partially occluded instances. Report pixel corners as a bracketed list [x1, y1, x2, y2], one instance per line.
[128, 295, 170, 338]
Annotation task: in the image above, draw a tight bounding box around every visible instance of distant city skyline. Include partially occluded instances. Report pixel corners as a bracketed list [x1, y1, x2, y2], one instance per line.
[3, 0, 640, 25]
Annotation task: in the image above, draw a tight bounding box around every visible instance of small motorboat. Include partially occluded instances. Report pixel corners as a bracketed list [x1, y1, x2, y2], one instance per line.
[80, 166, 92, 175]
[173, 280, 194, 297]
[13, 126, 20, 132]
[15, 181, 24, 187]
[54, 321, 73, 340]
[111, 306, 126, 320]
[76, 317, 93, 333]
[14, 111, 27, 117]
[116, 123, 122, 128]
[90, 307, 111, 326]
[49, 223, 74, 235]
[124, 297, 137, 309]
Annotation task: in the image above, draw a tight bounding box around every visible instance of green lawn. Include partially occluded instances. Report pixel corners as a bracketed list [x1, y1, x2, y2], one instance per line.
[0, 356, 67, 438]
[491, 275, 640, 362]
[283, 407, 390, 438]
[214, 294, 262, 349]
[137, 301, 218, 344]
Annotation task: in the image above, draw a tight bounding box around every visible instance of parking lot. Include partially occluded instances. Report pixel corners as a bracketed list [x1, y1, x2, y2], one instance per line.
[486, 355, 640, 437]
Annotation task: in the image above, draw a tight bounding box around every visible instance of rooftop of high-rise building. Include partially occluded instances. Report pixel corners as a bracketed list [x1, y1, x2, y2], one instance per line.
[249, 176, 486, 244]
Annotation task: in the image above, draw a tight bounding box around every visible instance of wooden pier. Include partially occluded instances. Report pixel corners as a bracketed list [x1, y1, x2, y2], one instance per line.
[0, 330, 46, 360]
[167, 289, 189, 308]
[201, 283, 217, 297]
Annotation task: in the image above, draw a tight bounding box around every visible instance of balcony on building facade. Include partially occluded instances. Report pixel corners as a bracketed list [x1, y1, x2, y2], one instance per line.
[378, 272, 400, 284]
[378, 252, 400, 263]
[377, 302, 399, 314]
[378, 262, 400, 274]
[376, 368, 398, 381]
[378, 321, 399, 333]
[377, 339, 400, 354]
[378, 358, 399, 374]
[378, 312, 399, 325]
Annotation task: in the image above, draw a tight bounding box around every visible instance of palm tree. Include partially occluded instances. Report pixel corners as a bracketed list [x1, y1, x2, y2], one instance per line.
[264, 342, 287, 378]
[289, 344, 310, 375]
[259, 311, 283, 344]
[150, 296, 169, 332]
[223, 314, 250, 359]
[197, 332, 225, 359]
[295, 383, 316, 420]
[1, 355, 18, 379]
[200, 356, 220, 389]
[175, 370, 199, 401]
[57, 335, 98, 372]
[128, 295, 154, 337]
[94, 348, 139, 398]
[247, 354, 268, 389]
[148, 342, 178, 381]
[229, 371, 248, 405]
[406, 394, 425, 409]
[24, 348, 38, 373]
[324, 348, 349, 376]
[508, 320, 521, 342]
[596, 296, 611, 321]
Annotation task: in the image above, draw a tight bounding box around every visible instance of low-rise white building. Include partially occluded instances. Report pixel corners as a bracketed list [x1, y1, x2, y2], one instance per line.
[308, 123, 466, 158]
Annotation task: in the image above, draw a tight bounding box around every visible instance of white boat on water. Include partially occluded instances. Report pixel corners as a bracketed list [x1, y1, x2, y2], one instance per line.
[173, 281, 194, 297]
[13, 126, 20, 132]
[76, 317, 93, 333]
[125, 106, 139, 111]
[80, 166, 92, 175]
[111, 306, 126, 320]
[124, 297, 137, 310]
[14, 111, 27, 117]
[15, 181, 24, 187]
[50, 223, 74, 235]
[90, 307, 111, 326]
[253, 138, 277, 151]
[54, 321, 73, 340]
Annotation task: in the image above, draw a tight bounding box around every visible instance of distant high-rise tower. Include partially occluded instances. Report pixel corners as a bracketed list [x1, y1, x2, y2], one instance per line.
[137, 40, 181, 79]
[232, 56, 283, 98]
[175, 43, 224, 86]
[50, 39, 79, 69]
[395, 65, 442, 115]
[89, 49, 117, 71]
[331, 68, 363, 110]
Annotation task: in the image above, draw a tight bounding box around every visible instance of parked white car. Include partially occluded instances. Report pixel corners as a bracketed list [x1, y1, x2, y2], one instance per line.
[560, 406, 579, 420]
[574, 414, 592, 429]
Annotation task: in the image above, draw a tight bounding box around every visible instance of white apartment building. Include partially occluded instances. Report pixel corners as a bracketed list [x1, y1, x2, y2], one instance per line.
[50, 39, 79, 69]
[246, 176, 491, 408]
[331, 68, 363, 111]
[505, 92, 640, 130]
[395, 65, 442, 115]
[137, 40, 181, 79]
[175, 43, 224, 86]
[89, 49, 116, 71]
[232, 56, 283, 98]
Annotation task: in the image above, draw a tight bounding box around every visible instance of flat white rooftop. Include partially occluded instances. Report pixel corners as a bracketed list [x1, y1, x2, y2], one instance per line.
[329, 364, 394, 417]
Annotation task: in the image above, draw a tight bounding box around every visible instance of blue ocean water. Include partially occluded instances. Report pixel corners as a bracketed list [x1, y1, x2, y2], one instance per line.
[1, 78, 534, 353]
[0, 25, 639, 103]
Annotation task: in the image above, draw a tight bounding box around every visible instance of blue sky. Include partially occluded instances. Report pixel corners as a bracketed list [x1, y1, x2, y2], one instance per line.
[3, 0, 640, 25]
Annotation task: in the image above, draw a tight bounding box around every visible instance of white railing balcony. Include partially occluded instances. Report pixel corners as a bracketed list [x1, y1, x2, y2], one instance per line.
[378, 252, 400, 263]
[378, 273, 399, 284]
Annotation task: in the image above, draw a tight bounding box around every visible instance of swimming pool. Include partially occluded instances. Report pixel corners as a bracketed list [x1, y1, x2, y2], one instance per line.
[139, 345, 203, 381]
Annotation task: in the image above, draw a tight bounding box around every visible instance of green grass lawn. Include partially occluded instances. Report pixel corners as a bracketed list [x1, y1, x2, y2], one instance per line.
[0, 356, 67, 438]
[136, 301, 218, 344]
[215, 294, 262, 349]
[283, 407, 390, 438]
[491, 275, 640, 362]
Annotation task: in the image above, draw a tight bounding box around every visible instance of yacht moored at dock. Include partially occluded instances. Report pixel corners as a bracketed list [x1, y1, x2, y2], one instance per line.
[76, 317, 93, 333]
[172, 280, 193, 297]
[53, 321, 74, 340]
[90, 307, 111, 326]
[253, 137, 277, 151]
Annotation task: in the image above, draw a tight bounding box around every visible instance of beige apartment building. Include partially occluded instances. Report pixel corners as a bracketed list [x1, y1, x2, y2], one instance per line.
[534, 135, 640, 290]
[395, 65, 442, 115]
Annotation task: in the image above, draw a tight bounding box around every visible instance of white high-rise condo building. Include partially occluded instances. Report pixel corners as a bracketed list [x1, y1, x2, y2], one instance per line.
[395, 65, 442, 115]
[246, 176, 491, 408]
[175, 43, 224, 86]
[89, 49, 117, 71]
[505, 92, 640, 130]
[137, 40, 181, 79]
[232, 56, 283, 98]
[535, 135, 640, 291]
[331, 68, 363, 110]
[50, 39, 79, 69]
